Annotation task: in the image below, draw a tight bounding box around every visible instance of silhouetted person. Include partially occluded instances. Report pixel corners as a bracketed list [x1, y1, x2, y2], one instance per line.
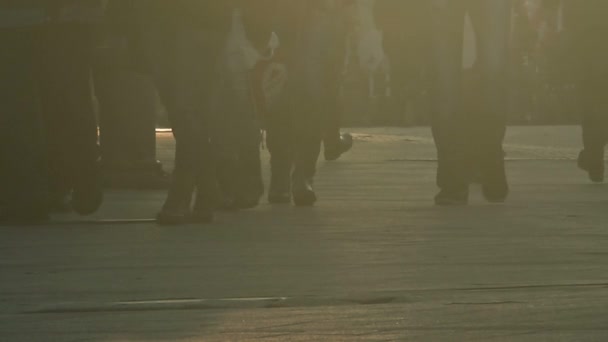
[0, 1, 105, 224]
[133, 1, 274, 224]
[0, 4, 49, 223]
[42, 1, 105, 216]
[427, 0, 511, 205]
[263, 0, 353, 206]
[212, 3, 276, 211]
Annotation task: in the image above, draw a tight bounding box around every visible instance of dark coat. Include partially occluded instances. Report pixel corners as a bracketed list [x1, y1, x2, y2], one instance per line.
[0, 0, 107, 28]
[125, 0, 275, 46]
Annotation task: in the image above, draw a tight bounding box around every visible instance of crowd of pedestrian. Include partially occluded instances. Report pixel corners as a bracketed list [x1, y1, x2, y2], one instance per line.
[0, 0, 606, 225]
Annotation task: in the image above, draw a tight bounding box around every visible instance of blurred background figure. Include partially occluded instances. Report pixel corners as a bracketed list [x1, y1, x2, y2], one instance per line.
[262, 0, 353, 206]
[0, 0, 106, 224]
[374, 0, 430, 126]
[131, 0, 232, 225]
[427, 0, 512, 205]
[563, 0, 608, 183]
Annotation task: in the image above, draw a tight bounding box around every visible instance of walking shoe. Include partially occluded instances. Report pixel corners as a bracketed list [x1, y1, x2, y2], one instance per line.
[292, 178, 317, 206]
[324, 133, 354, 161]
[578, 149, 605, 183]
[434, 189, 469, 206]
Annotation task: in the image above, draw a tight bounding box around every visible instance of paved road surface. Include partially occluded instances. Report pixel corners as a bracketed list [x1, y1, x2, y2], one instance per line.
[1, 126, 607, 341]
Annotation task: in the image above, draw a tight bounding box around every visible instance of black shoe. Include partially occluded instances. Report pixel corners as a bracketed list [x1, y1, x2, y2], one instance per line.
[292, 178, 317, 206]
[434, 189, 469, 206]
[324, 133, 354, 161]
[578, 150, 605, 183]
[480, 158, 509, 203]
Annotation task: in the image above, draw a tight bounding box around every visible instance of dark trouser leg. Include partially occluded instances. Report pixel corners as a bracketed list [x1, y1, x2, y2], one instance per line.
[212, 75, 241, 208]
[0, 29, 48, 217]
[147, 25, 221, 220]
[581, 82, 608, 154]
[94, 53, 166, 189]
[468, 0, 510, 160]
[292, 10, 342, 184]
[428, 0, 468, 195]
[213, 69, 263, 208]
[265, 77, 294, 203]
[468, 0, 511, 201]
[292, 93, 324, 183]
[37, 24, 101, 214]
[578, 81, 608, 182]
[321, 79, 342, 148]
[235, 122, 264, 206]
[321, 14, 348, 159]
[290, 56, 326, 207]
[429, 0, 510, 203]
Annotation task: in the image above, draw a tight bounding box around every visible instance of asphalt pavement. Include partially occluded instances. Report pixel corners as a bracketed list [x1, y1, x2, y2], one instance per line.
[1, 126, 607, 341]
